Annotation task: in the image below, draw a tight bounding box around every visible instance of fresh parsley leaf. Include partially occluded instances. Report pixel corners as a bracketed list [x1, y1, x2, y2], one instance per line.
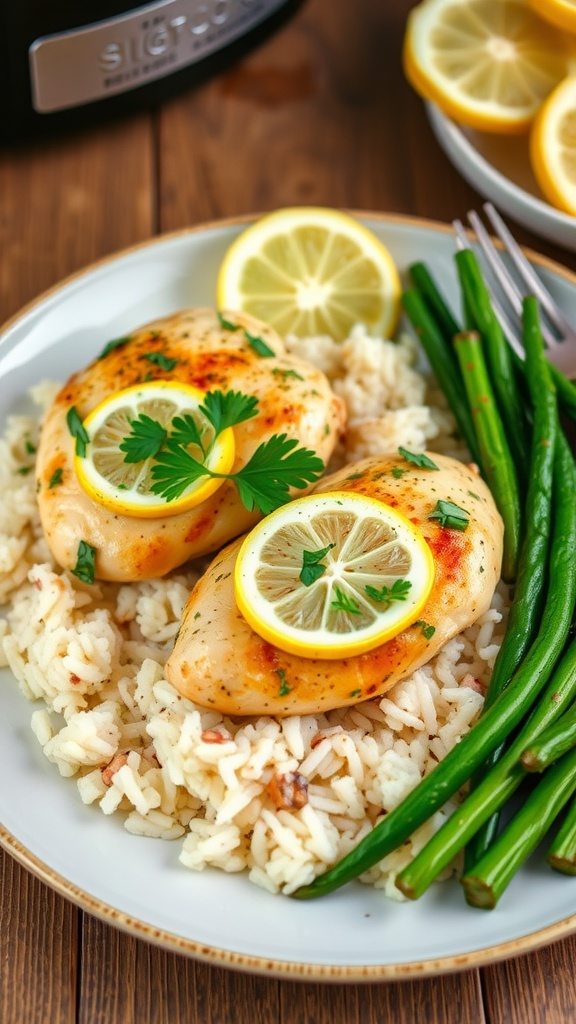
[330, 587, 361, 615]
[98, 336, 131, 360]
[244, 329, 275, 358]
[415, 619, 436, 640]
[217, 312, 241, 331]
[48, 467, 63, 489]
[200, 390, 259, 435]
[143, 352, 178, 372]
[365, 579, 412, 604]
[70, 540, 97, 584]
[398, 447, 439, 470]
[232, 435, 324, 515]
[429, 499, 470, 531]
[150, 447, 208, 502]
[66, 407, 90, 457]
[119, 415, 168, 463]
[168, 413, 206, 451]
[299, 543, 335, 587]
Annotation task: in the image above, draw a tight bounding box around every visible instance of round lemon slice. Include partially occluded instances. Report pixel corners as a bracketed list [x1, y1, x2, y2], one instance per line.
[74, 381, 235, 518]
[234, 491, 435, 660]
[403, 0, 571, 134]
[530, 75, 576, 216]
[216, 207, 401, 342]
[529, 0, 576, 33]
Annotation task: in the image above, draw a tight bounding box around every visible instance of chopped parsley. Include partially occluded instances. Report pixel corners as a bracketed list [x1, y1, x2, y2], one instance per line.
[143, 352, 178, 372]
[276, 669, 291, 697]
[244, 329, 275, 358]
[272, 368, 304, 382]
[429, 499, 470, 531]
[217, 312, 241, 331]
[414, 620, 436, 640]
[331, 587, 361, 615]
[391, 466, 405, 479]
[98, 336, 131, 360]
[70, 540, 97, 585]
[398, 447, 439, 470]
[299, 544, 335, 587]
[66, 407, 90, 457]
[48, 467, 63, 489]
[365, 579, 412, 604]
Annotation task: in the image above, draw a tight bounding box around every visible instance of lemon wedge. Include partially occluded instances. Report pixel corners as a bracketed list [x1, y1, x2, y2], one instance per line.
[403, 0, 571, 133]
[234, 491, 435, 660]
[216, 207, 401, 342]
[530, 75, 576, 215]
[529, 0, 576, 32]
[73, 381, 235, 518]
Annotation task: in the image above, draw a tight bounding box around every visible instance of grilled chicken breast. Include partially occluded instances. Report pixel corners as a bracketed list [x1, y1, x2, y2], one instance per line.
[36, 308, 345, 581]
[165, 452, 503, 716]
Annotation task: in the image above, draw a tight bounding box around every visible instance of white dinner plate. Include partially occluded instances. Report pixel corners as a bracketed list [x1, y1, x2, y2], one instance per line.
[1, 213, 576, 982]
[427, 102, 576, 253]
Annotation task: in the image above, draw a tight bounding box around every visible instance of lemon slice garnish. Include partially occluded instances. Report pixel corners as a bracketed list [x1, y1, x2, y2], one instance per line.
[74, 381, 235, 518]
[216, 207, 401, 342]
[530, 75, 576, 216]
[403, 0, 571, 134]
[234, 491, 435, 660]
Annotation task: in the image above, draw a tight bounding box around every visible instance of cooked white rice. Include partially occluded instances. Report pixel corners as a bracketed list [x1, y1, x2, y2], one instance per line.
[0, 327, 508, 898]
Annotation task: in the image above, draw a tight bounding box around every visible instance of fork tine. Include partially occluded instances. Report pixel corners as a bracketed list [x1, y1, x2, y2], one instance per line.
[482, 202, 572, 347]
[465, 209, 562, 354]
[452, 218, 528, 361]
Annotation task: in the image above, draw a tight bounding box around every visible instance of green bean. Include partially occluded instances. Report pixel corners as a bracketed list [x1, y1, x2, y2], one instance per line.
[547, 797, 576, 874]
[461, 747, 576, 909]
[521, 700, 576, 772]
[395, 634, 576, 900]
[292, 434, 576, 902]
[401, 289, 481, 464]
[455, 248, 528, 474]
[464, 295, 557, 867]
[453, 329, 522, 581]
[408, 261, 461, 342]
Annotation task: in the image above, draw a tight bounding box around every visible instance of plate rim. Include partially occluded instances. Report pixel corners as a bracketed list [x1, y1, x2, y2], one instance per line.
[2, 210, 576, 982]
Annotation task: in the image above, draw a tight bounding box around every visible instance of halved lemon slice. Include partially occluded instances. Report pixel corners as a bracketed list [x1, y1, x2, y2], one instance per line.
[529, 0, 576, 33]
[530, 75, 576, 215]
[234, 491, 435, 660]
[403, 0, 571, 133]
[74, 381, 235, 518]
[216, 207, 401, 342]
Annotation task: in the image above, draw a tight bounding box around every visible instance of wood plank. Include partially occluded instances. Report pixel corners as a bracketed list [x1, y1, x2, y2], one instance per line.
[0, 115, 154, 325]
[0, 850, 77, 1024]
[482, 939, 576, 1024]
[279, 971, 485, 1024]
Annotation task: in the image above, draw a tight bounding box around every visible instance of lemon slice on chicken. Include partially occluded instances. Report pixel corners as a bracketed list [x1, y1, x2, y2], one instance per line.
[234, 491, 435, 659]
[217, 207, 401, 341]
[73, 381, 235, 518]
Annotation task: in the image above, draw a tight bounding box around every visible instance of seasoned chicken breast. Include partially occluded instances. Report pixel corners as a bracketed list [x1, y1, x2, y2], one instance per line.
[165, 452, 503, 716]
[36, 308, 345, 581]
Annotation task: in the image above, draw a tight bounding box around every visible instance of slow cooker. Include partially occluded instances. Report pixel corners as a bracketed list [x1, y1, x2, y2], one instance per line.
[2, 0, 302, 143]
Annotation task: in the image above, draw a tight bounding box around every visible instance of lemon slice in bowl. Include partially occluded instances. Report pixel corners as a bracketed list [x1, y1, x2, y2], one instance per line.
[234, 491, 435, 659]
[74, 381, 235, 518]
[530, 75, 576, 216]
[403, 0, 571, 134]
[216, 207, 401, 342]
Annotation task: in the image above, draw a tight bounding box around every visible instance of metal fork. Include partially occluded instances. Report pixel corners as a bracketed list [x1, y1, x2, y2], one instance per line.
[452, 202, 576, 379]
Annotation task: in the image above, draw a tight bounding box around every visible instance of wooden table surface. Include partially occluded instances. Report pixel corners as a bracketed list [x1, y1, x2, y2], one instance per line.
[2, 1, 576, 1020]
